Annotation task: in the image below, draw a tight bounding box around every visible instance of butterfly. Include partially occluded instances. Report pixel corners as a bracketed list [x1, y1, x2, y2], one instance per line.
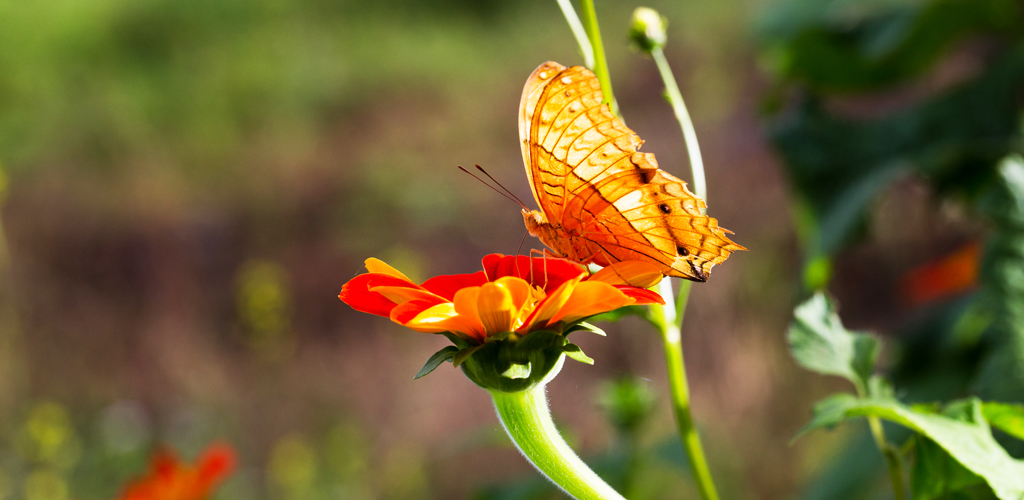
[518, 61, 744, 282]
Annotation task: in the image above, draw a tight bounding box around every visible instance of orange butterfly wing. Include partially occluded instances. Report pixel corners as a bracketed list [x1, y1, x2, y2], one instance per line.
[519, 61, 744, 282]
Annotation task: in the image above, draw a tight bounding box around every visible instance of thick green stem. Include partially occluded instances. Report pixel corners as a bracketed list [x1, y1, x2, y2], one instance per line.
[579, 0, 619, 116]
[492, 385, 626, 500]
[653, 279, 720, 500]
[651, 48, 706, 203]
[555, 0, 595, 69]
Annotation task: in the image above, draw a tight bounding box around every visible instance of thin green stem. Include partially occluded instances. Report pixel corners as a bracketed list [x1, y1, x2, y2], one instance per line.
[868, 417, 907, 500]
[856, 382, 906, 500]
[653, 280, 720, 500]
[651, 48, 706, 203]
[645, 29, 719, 500]
[555, 0, 595, 69]
[560, 5, 719, 498]
[492, 384, 626, 500]
[578, 0, 619, 116]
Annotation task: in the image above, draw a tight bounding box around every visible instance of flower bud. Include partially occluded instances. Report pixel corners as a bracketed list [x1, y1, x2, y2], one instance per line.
[629, 7, 668, 53]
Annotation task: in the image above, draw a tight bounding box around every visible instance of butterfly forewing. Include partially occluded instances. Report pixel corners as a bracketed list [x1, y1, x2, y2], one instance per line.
[519, 61, 744, 282]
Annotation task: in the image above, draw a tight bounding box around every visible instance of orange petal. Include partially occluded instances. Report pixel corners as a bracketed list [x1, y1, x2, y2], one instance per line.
[365, 258, 414, 282]
[452, 287, 487, 338]
[549, 281, 634, 325]
[524, 275, 582, 329]
[369, 285, 444, 306]
[401, 302, 482, 338]
[588, 261, 664, 288]
[477, 281, 518, 335]
[493, 276, 533, 313]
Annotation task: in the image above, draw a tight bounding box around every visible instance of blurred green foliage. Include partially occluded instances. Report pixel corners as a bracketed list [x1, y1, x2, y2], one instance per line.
[763, 0, 1024, 497]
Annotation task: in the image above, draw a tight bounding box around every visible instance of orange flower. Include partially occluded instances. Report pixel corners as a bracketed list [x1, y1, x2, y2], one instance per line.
[340, 254, 664, 343]
[902, 242, 981, 307]
[118, 443, 235, 500]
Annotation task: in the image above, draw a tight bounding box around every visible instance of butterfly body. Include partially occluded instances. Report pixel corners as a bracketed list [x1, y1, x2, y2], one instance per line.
[519, 61, 744, 282]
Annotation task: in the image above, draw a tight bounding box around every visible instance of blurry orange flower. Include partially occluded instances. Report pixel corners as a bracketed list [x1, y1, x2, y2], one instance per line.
[340, 254, 664, 342]
[118, 443, 235, 500]
[902, 242, 981, 307]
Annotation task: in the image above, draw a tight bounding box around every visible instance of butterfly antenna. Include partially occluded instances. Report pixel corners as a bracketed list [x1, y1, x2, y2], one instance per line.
[458, 166, 529, 210]
[513, 230, 529, 278]
[474, 165, 531, 210]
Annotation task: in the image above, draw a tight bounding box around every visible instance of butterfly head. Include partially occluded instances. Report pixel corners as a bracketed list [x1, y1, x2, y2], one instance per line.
[523, 209, 573, 259]
[522, 209, 547, 237]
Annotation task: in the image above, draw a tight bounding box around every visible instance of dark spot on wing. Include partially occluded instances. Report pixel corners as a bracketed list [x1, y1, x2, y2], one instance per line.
[689, 260, 708, 282]
[677, 245, 689, 256]
[660, 203, 672, 214]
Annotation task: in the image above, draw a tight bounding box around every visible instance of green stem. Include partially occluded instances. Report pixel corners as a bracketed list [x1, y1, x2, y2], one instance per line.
[868, 417, 907, 500]
[647, 33, 719, 500]
[858, 381, 906, 500]
[653, 279, 720, 500]
[578, 0, 619, 116]
[492, 384, 626, 500]
[560, 5, 719, 498]
[651, 47, 706, 203]
[555, 0, 595, 69]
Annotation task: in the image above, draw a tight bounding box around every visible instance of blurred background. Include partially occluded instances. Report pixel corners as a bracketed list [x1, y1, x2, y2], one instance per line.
[0, 0, 1021, 498]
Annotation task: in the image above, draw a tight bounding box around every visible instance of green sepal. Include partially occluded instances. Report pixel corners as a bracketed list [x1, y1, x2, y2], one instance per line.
[561, 343, 594, 365]
[486, 331, 514, 343]
[515, 330, 562, 352]
[414, 345, 459, 379]
[564, 322, 606, 337]
[459, 331, 568, 393]
[453, 345, 484, 367]
[441, 332, 471, 349]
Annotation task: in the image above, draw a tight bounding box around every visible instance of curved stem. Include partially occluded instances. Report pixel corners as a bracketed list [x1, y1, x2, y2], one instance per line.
[651, 47, 706, 203]
[653, 280, 720, 500]
[578, 0, 619, 116]
[492, 385, 626, 500]
[555, 0, 595, 69]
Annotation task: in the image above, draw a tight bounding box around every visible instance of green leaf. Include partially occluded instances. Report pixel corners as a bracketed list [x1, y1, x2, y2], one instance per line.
[911, 435, 987, 500]
[561, 343, 594, 365]
[414, 345, 459, 379]
[453, 345, 484, 367]
[799, 396, 1024, 500]
[788, 293, 881, 391]
[564, 322, 606, 336]
[983, 402, 1024, 441]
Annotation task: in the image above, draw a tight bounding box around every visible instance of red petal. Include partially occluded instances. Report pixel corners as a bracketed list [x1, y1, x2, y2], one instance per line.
[421, 271, 487, 300]
[615, 286, 665, 305]
[339, 273, 418, 316]
[482, 254, 585, 292]
[197, 443, 236, 485]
